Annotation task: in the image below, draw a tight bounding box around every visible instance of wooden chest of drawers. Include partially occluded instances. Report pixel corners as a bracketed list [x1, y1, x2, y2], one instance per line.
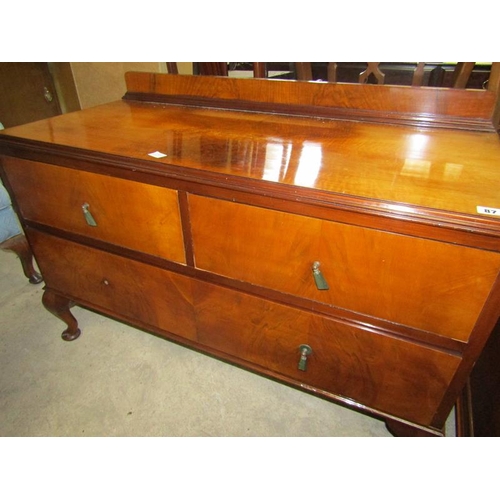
[2, 72, 500, 436]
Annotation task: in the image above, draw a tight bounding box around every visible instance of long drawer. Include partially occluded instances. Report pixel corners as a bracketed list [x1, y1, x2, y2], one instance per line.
[193, 281, 461, 426]
[27, 230, 196, 340]
[2, 157, 186, 264]
[189, 194, 500, 341]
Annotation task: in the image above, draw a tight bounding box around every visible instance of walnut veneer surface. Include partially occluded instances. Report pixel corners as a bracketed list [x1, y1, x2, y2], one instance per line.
[1, 73, 500, 436]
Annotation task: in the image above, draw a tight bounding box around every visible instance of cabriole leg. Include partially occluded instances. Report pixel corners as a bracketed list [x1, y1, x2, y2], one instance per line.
[42, 289, 81, 341]
[0, 234, 43, 284]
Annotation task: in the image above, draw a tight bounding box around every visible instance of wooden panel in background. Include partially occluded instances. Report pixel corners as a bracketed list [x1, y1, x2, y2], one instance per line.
[0, 62, 61, 128]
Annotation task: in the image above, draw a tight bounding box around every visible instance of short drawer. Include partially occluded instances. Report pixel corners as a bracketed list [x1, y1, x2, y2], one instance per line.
[193, 281, 461, 426]
[27, 230, 196, 340]
[189, 194, 500, 341]
[2, 157, 186, 264]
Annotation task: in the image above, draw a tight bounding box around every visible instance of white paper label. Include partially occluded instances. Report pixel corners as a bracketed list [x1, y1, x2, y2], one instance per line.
[477, 206, 500, 216]
[148, 151, 167, 158]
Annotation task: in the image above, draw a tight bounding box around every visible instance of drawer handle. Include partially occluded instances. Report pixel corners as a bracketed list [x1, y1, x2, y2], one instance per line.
[298, 344, 313, 371]
[82, 203, 97, 227]
[312, 261, 329, 290]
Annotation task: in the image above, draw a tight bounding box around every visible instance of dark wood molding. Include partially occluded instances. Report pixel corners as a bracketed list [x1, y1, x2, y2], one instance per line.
[23, 221, 466, 356]
[123, 72, 499, 132]
[123, 91, 497, 132]
[3, 138, 500, 252]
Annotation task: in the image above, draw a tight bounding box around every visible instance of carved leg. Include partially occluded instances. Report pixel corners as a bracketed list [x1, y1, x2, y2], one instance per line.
[42, 289, 81, 341]
[0, 234, 43, 284]
[385, 419, 443, 437]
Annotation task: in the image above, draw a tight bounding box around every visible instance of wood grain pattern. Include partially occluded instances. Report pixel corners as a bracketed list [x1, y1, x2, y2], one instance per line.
[1, 73, 500, 436]
[2, 157, 186, 264]
[193, 281, 461, 427]
[189, 194, 500, 341]
[29, 230, 196, 340]
[1, 98, 499, 224]
[124, 72, 499, 130]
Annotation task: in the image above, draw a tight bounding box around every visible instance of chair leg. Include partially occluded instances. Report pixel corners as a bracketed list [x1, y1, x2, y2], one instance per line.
[0, 234, 43, 284]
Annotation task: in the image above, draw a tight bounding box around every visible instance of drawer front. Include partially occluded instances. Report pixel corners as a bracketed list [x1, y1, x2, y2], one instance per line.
[190, 195, 500, 341]
[2, 157, 186, 264]
[27, 230, 196, 340]
[194, 281, 461, 426]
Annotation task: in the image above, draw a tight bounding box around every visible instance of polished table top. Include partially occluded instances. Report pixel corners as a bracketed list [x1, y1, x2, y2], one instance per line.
[1, 98, 500, 224]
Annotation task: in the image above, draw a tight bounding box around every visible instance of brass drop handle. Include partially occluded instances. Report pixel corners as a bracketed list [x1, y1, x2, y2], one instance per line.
[298, 344, 312, 371]
[82, 202, 97, 226]
[312, 261, 329, 290]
